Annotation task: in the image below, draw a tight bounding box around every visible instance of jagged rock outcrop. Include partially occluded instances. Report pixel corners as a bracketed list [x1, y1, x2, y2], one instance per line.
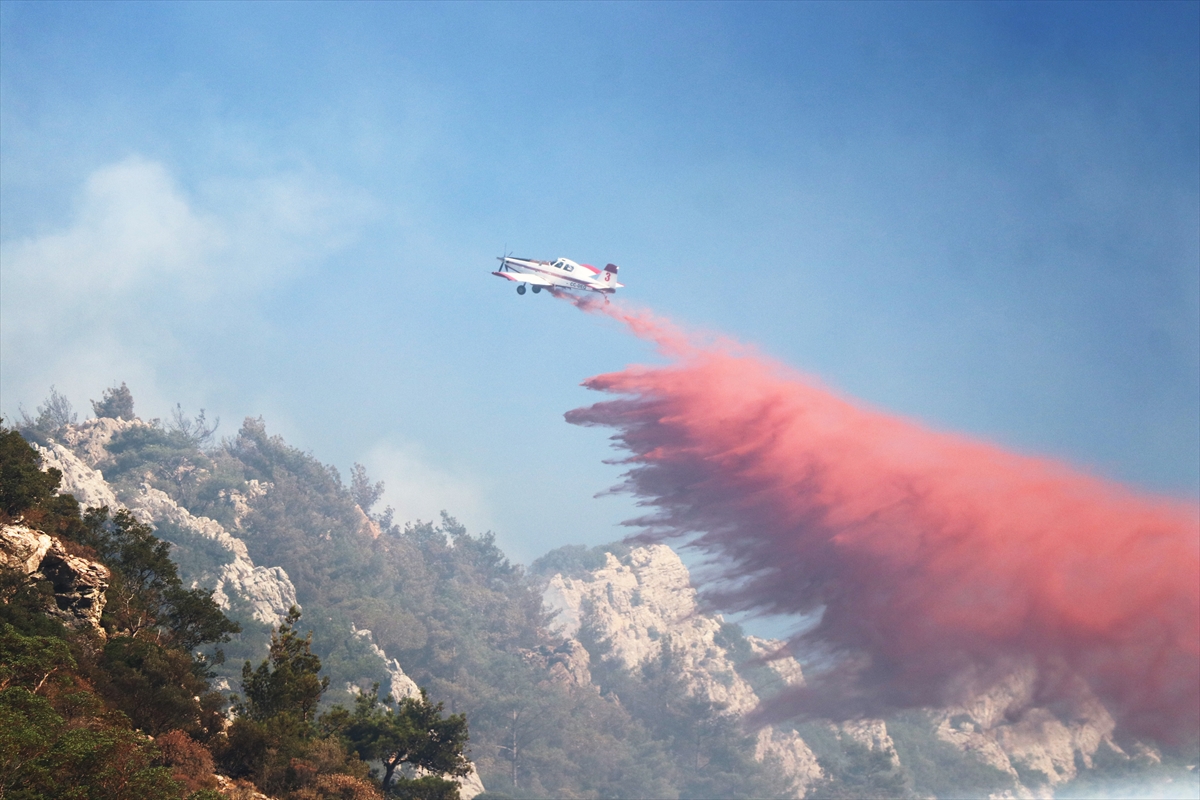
[545, 545, 761, 715]
[0, 523, 53, 575]
[353, 504, 382, 540]
[351, 624, 422, 701]
[933, 666, 1121, 792]
[34, 439, 120, 510]
[449, 765, 486, 800]
[1, 523, 110, 634]
[543, 544, 823, 795]
[40, 539, 110, 632]
[541, 542, 1135, 798]
[520, 639, 595, 690]
[839, 719, 900, 767]
[35, 437, 297, 629]
[746, 634, 806, 687]
[222, 479, 271, 530]
[54, 416, 143, 468]
[130, 482, 296, 628]
[756, 726, 823, 789]
[547, 639, 594, 689]
[30, 419, 477, 796]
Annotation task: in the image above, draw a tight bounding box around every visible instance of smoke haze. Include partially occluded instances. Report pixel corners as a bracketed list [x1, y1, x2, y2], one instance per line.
[564, 299, 1200, 744]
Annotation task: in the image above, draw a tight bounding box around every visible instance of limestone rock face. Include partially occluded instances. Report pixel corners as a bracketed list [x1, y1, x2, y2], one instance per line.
[54, 416, 144, 468]
[546, 638, 593, 689]
[30, 420, 482, 795]
[130, 483, 297, 628]
[455, 767, 486, 800]
[39, 539, 110, 632]
[746, 634, 805, 687]
[540, 541, 1142, 798]
[933, 667, 1120, 791]
[756, 727, 823, 790]
[351, 624, 422, 701]
[545, 545, 761, 716]
[1, 523, 109, 634]
[0, 524, 53, 575]
[543, 544, 822, 796]
[353, 504, 382, 540]
[222, 479, 271, 530]
[520, 639, 595, 690]
[35, 440, 119, 510]
[350, 626, 486, 799]
[840, 719, 900, 768]
[35, 434, 298, 629]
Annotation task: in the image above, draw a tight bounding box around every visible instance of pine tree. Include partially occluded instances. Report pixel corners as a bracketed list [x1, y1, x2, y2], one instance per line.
[333, 682, 470, 796]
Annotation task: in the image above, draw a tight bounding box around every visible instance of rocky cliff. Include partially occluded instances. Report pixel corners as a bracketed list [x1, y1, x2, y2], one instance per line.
[544, 544, 823, 796]
[931, 666, 1123, 794]
[35, 426, 297, 627]
[542, 543, 1143, 799]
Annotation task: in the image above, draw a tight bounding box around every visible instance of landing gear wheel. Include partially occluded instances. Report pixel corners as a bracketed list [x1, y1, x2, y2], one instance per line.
[532, 285, 542, 294]
[517, 284, 526, 295]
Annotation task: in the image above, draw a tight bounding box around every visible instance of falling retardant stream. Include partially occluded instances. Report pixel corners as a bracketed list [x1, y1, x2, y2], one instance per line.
[556, 293, 1199, 745]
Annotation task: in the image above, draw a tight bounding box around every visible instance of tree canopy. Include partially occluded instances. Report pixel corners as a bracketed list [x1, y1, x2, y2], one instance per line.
[330, 683, 470, 796]
[91, 382, 135, 421]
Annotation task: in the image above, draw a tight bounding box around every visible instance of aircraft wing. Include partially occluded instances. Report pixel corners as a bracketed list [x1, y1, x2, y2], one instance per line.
[492, 271, 553, 286]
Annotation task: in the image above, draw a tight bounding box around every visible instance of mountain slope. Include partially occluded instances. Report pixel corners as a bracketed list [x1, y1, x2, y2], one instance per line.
[20, 408, 1197, 799]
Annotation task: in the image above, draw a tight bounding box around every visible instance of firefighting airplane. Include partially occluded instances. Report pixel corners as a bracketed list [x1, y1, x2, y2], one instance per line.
[492, 255, 623, 297]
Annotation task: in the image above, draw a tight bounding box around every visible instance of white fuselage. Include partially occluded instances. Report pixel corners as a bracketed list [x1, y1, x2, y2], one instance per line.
[493, 256, 622, 294]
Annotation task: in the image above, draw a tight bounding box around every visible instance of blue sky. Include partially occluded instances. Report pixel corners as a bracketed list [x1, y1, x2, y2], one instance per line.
[2, 1, 1197, 568]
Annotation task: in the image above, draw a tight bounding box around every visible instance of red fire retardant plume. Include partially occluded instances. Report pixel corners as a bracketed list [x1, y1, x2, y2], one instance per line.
[564, 299, 1200, 744]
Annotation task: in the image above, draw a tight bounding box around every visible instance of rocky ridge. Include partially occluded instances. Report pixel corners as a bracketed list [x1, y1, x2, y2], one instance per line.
[128, 481, 297, 629]
[22, 417, 1152, 798]
[35, 425, 297, 628]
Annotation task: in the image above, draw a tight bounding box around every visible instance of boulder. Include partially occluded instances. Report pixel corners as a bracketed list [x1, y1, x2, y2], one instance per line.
[0, 524, 53, 575]
[547, 638, 593, 688]
[1, 523, 109, 635]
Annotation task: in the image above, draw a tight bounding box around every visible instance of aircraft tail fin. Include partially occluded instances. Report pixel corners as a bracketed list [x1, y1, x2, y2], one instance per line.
[599, 263, 621, 291]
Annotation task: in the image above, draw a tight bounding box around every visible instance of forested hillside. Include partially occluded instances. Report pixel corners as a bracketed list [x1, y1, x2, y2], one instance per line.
[5, 386, 1196, 799]
[11, 390, 796, 798]
[2, 417, 473, 799]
